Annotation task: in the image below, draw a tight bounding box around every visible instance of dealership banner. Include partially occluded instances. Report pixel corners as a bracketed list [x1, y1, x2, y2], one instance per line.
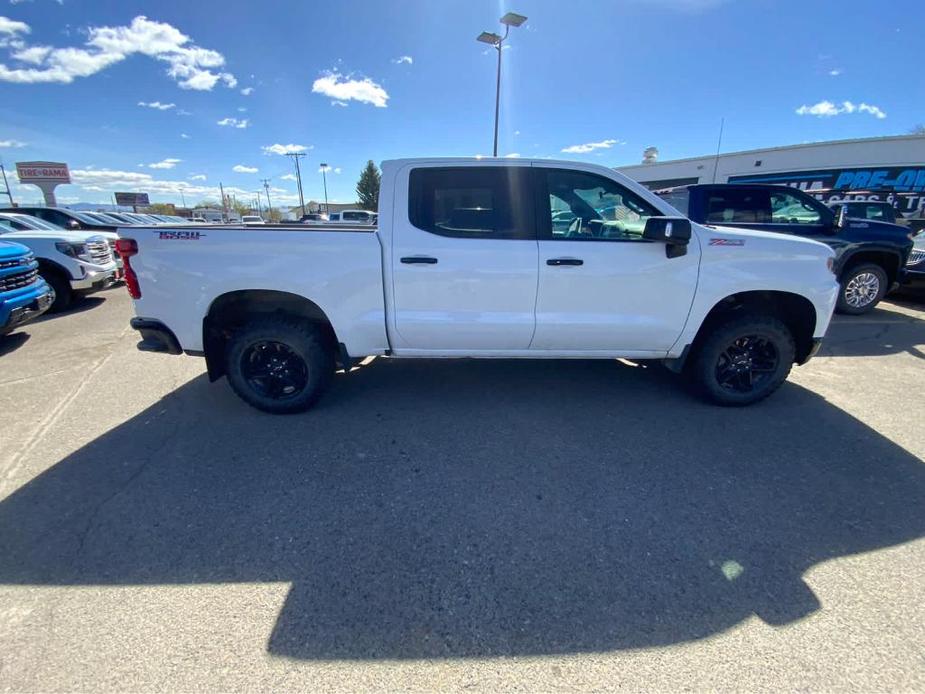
[730, 166, 925, 215]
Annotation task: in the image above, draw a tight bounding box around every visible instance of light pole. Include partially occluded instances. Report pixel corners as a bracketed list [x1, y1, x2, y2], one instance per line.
[286, 151, 307, 217]
[319, 163, 330, 212]
[477, 11, 527, 157]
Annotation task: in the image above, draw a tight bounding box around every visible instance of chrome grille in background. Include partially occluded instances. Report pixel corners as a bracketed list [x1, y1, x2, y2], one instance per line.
[86, 239, 113, 265]
[907, 249, 925, 266]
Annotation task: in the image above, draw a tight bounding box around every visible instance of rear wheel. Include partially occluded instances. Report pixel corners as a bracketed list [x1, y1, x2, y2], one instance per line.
[41, 270, 72, 313]
[836, 263, 887, 315]
[688, 315, 795, 406]
[225, 317, 334, 414]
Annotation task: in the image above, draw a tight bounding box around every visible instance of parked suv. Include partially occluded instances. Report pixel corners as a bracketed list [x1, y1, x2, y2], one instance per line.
[0, 240, 53, 335]
[0, 216, 117, 312]
[659, 184, 913, 314]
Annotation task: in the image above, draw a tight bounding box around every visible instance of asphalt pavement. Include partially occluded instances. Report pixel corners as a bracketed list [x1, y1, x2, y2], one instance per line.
[1, 287, 923, 692]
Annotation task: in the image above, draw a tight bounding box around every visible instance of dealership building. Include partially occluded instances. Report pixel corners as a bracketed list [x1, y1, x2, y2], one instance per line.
[617, 134, 925, 218]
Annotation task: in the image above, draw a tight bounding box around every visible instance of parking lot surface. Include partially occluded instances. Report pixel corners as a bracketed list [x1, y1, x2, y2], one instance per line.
[1, 288, 924, 692]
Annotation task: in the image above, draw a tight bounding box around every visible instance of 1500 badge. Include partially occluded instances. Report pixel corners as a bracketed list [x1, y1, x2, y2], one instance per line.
[709, 238, 745, 246]
[159, 230, 205, 240]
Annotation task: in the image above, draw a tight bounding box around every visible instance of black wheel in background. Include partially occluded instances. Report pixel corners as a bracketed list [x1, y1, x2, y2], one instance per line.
[40, 270, 72, 313]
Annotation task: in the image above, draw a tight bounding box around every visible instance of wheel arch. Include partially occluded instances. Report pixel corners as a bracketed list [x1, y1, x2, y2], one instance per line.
[686, 290, 818, 367]
[837, 249, 901, 287]
[203, 289, 341, 381]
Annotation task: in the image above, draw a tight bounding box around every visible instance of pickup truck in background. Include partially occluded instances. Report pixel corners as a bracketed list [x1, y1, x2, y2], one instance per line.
[118, 158, 838, 413]
[0, 240, 53, 336]
[0, 215, 118, 312]
[658, 183, 914, 314]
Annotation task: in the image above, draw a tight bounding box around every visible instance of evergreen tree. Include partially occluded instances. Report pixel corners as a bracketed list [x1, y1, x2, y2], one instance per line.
[356, 160, 381, 211]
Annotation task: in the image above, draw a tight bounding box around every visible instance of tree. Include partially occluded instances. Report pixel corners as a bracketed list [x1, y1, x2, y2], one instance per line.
[910, 124, 925, 135]
[144, 202, 176, 215]
[356, 160, 381, 211]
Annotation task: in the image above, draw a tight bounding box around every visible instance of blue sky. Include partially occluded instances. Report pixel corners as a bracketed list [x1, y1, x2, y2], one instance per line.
[0, 0, 921, 208]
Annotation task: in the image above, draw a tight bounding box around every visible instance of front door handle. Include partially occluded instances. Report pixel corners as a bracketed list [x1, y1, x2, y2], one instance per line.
[546, 257, 583, 266]
[400, 256, 438, 264]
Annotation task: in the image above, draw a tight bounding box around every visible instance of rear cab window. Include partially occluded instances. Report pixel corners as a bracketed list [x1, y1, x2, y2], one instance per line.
[408, 166, 533, 239]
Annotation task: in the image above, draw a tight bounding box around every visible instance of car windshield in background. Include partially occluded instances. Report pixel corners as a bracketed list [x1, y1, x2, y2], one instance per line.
[0, 213, 51, 230]
[71, 211, 108, 225]
[658, 189, 691, 216]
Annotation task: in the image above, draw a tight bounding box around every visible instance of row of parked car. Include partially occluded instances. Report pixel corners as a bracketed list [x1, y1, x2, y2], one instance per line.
[0, 207, 192, 337]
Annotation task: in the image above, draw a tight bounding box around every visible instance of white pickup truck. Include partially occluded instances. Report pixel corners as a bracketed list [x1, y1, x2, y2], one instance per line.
[117, 158, 838, 413]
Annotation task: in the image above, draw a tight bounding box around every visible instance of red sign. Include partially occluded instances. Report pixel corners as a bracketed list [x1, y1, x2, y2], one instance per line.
[16, 161, 71, 184]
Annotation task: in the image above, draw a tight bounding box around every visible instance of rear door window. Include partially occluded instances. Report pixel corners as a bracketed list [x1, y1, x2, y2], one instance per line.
[408, 166, 534, 239]
[704, 189, 772, 224]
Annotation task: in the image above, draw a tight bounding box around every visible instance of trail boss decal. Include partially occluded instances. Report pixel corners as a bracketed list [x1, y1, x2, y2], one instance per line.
[159, 230, 205, 240]
[709, 238, 745, 246]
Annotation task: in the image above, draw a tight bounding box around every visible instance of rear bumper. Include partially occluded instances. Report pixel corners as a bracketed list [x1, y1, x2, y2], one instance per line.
[129, 317, 183, 355]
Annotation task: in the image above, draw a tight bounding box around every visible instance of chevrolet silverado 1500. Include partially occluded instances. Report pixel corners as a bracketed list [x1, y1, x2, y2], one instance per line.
[117, 158, 838, 413]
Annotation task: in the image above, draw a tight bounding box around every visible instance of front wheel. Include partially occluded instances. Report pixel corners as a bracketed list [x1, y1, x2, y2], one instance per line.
[687, 315, 796, 406]
[225, 317, 335, 414]
[41, 270, 72, 313]
[836, 263, 887, 315]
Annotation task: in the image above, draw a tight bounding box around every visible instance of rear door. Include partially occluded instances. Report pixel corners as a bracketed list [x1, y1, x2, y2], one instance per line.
[702, 187, 830, 239]
[390, 164, 538, 351]
[532, 166, 700, 353]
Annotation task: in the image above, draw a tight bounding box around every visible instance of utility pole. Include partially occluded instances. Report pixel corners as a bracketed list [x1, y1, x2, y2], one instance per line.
[219, 181, 228, 221]
[0, 163, 13, 207]
[260, 178, 272, 218]
[320, 163, 330, 212]
[286, 152, 307, 217]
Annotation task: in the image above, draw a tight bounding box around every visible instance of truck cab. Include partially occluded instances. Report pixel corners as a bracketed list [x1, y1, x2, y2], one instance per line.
[658, 183, 913, 314]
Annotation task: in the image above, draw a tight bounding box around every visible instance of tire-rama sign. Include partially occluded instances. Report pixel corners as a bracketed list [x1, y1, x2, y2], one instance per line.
[730, 166, 925, 214]
[15, 161, 71, 183]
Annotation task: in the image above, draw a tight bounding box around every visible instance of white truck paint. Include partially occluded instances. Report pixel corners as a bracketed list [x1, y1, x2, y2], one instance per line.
[119, 158, 838, 412]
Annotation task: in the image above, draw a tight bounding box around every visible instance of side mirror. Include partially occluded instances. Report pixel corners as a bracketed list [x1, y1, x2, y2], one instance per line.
[644, 216, 691, 258]
[834, 204, 848, 230]
[67, 220, 80, 230]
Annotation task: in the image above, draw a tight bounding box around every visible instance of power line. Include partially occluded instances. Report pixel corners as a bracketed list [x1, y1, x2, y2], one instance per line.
[285, 152, 307, 217]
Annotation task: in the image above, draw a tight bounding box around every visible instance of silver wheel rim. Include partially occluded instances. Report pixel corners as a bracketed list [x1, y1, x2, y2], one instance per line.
[845, 272, 880, 308]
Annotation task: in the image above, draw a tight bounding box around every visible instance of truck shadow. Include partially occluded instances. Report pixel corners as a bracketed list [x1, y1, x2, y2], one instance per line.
[825, 304, 925, 359]
[0, 331, 30, 357]
[0, 359, 923, 660]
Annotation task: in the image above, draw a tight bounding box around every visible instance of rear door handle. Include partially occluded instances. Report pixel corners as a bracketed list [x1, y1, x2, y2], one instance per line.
[400, 256, 438, 264]
[546, 257, 583, 266]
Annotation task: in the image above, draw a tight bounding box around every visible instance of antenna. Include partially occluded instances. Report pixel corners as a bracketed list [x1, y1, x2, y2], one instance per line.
[711, 118, 725, 184]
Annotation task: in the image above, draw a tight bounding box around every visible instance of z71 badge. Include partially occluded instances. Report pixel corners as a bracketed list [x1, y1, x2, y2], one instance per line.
[159, 230, 205, 240]
[709, 238, 745, 246]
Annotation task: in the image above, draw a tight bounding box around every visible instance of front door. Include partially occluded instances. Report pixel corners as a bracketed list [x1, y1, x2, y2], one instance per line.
[390, 165, 538, 351]
[532, 166, 700, 353]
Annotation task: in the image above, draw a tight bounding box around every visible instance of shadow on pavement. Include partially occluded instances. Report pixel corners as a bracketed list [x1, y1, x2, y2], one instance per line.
[0, 331, 30, 357]
[0, 358, 923, 660]
[33, 296, 106, 324]
[826, 304, 925, 359]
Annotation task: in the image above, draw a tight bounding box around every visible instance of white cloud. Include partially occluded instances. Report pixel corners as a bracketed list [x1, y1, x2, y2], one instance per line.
[240, 86, 253, 95]
[180, 133, 190, 139]
[0, 17, 29, 35]
[262, 143, 310, 155]
[504, 153, 521, 158]
[217, 116, 249, 128]
[189, 173, 206, 180]
[331, 100, 347, 107]
[237, 106, 246, 112]
[232, 164, 257, 173]
[176, 108, 192, 116]
[829, 69, 842, 77]
[561, 138, 623, 154]
[0, 15, 236, 91]
[312, 71, 389, 108]
[0, 138, 27, 147]
[318, 165, 341, 174]
[138, 100, 175, 110]
[280, 173, 297, 181]
[795, 100, 886, 119]
[148, 157, 181, 169]
[391, 55, 412, 65]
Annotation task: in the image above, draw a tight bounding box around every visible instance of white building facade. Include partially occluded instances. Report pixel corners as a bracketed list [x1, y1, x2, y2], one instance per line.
[617, 134, 925, 218]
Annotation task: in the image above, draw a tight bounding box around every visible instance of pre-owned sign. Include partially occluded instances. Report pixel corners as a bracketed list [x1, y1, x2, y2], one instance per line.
[15, 161, 71, 184]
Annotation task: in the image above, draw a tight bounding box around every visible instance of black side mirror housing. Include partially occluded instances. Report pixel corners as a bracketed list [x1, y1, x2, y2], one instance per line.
[644, 216, 691, 258]
[834, 204, 848, 230]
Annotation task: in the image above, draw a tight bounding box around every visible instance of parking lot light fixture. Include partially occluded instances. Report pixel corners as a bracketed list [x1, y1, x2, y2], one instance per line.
[476, 12, 527, 157]
[320, 163, 330, 212]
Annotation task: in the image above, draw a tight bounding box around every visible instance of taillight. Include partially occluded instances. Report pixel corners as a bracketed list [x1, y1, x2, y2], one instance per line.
[115, 238, 141, 299]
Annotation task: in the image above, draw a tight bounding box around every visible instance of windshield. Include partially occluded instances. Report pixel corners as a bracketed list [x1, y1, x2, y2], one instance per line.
[1, 213, 57, 230]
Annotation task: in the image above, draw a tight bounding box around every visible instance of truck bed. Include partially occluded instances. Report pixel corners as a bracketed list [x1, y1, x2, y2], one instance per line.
[123, 225, 389, 356]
